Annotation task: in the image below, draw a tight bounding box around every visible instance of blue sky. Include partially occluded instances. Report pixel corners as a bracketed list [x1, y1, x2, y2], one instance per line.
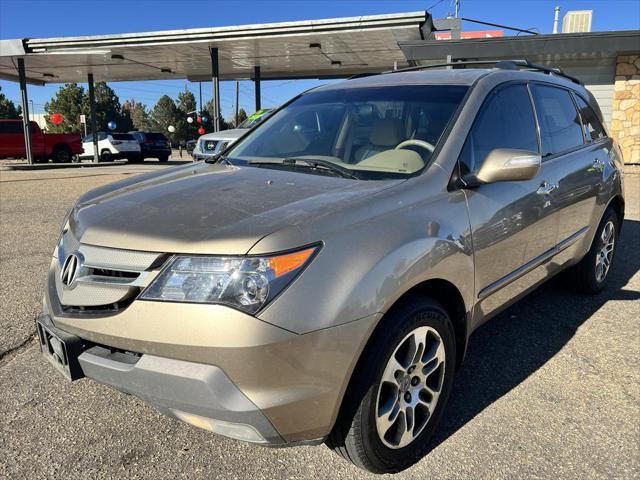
[1, 0, 639, 118]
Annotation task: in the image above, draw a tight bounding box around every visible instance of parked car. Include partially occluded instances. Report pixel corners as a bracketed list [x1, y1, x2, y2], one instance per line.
[37, 63, 624, 474]
[129, 131, 171, 162]
[186, 139, 197, 157]
[191, 109, 273, 160]
[80, 132, 141, 162]
[0, 119, 83, 163]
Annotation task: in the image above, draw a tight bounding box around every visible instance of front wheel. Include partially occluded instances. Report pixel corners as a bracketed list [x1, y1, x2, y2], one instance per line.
[567, 207, 619, 293]
[327, 297, 456, 473]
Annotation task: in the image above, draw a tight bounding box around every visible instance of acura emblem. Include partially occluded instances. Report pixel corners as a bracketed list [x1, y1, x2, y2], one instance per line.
[61, 253, 81, 288]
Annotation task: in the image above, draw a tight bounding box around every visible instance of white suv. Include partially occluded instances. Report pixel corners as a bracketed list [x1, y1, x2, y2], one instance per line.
[80, 132, 141, 162]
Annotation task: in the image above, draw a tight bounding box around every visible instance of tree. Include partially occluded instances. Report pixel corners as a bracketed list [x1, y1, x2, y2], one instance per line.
[176, 90, 198, 142]
[0, 86, 21, 118]
[82, 82, 132, 132]
[203, 98, 230, 131]
[150, 95, 181, 141]
[44, 83, 85, 133]
[124, 99, 152, 131]
[234, 108, 248, 127]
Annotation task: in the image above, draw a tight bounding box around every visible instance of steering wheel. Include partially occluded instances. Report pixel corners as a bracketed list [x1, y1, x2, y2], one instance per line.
[395, 139, 435, 153]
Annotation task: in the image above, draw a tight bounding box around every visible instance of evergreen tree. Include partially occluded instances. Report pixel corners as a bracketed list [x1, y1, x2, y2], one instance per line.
[124, 99, 152, 131]
[176, 90, 198, 142]
[82, 82, 131, 132]
[235, 108, 248, 127]
[0, 86, 22, 118]
[150, 95, 181, 141]
[44, 83, 85, 133]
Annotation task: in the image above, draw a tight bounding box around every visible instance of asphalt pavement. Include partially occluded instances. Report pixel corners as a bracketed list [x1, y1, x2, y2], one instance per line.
[1, 163, 638, 479]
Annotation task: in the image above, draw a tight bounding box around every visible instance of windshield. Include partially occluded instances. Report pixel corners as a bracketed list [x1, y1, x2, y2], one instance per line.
[226, 85, 467, 180]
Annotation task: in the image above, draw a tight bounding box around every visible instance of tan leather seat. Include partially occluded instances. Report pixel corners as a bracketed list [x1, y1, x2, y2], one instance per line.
[354, 118, 403, 162]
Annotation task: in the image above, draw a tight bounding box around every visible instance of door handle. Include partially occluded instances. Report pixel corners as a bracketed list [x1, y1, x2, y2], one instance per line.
[536, 181, 558, 195]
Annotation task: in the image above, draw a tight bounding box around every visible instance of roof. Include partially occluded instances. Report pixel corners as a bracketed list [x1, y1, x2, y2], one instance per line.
[399, 29, 640, 63]
[316, 68, 487, 90]
[0, 11, 428, 85]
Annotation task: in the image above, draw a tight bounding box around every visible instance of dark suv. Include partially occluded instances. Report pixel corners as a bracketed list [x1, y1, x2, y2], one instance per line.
[129, 131, 171, 162]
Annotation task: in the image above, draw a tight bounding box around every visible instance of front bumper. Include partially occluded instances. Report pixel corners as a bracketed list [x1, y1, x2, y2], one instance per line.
[43, 264, 378, 444]
[37, 313, 282, 444]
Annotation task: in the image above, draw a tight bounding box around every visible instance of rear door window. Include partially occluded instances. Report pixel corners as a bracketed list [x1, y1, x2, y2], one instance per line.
[459, 83, 538, 174]
[574, 95, 606, 142]
[530, 84, 585, 157]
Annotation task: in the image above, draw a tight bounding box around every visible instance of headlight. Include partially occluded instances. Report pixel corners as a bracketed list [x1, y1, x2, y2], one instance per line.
[140, 245, 320, 314]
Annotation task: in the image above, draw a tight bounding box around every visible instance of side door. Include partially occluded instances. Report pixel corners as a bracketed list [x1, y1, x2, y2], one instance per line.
[529, 84, 602, 265]
[459, 83, 560, 321]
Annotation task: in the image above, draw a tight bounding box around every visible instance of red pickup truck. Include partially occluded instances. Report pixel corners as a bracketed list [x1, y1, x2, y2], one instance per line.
[0, 119, 83, 162]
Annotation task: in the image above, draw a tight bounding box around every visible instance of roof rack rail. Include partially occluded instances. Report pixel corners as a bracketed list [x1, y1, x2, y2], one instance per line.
[378, 59, 583, 85]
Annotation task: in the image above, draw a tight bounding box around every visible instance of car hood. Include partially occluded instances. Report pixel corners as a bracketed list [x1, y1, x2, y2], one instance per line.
[198, 128, 247, 142]
[71, 162, 400, 254]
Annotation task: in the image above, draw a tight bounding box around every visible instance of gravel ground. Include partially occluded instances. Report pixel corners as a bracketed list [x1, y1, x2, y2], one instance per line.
[1, 164, 638, 479]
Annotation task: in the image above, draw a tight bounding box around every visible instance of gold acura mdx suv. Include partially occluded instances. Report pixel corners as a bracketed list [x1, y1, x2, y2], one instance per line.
[38, 62, 625, 473]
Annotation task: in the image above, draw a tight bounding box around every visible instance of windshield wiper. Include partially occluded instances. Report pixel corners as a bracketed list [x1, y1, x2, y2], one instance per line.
[249, 157, 357, 179]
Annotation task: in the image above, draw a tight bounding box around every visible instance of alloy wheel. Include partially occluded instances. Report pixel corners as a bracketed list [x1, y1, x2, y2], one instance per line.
[375, 326, 446, 449]
[595, 220, 615, 282]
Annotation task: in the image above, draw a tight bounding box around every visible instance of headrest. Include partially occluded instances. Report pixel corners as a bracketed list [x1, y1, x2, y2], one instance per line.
[369, 119, 402, 147]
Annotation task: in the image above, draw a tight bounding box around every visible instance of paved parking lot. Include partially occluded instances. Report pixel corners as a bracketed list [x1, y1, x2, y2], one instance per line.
[1, 164, 638, 479]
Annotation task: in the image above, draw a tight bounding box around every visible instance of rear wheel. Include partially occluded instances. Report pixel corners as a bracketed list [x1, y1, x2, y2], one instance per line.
[158, 154, 169, 162]
[567, 207, 619, 293]
[327, 296, 455, 473]
[99, 150, 113, 162]
[52, 145, 72, 163]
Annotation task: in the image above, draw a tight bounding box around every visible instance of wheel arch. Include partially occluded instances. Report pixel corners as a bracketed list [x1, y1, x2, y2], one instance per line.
[606, 195, 625, 230]
[383, 279, 469, 370]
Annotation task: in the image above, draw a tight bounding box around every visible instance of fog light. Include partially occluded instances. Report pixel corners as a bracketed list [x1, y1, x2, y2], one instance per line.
[172, 410, 266, 443]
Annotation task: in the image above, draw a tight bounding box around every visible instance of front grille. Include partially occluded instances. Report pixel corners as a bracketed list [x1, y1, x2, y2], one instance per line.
[54, 229, 163, 311]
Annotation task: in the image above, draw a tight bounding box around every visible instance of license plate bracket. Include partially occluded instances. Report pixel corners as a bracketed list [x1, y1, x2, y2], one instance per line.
[36, 315, 85, 381]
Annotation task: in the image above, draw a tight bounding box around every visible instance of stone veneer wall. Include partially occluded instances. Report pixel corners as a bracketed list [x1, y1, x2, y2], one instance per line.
[611, 55, 640, 164]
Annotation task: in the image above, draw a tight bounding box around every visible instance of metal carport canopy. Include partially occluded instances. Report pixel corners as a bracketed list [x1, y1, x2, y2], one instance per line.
[0, 11, 428, 84]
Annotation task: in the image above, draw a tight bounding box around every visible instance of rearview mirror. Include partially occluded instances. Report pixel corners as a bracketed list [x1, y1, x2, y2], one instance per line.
[466, 149, 541, 186]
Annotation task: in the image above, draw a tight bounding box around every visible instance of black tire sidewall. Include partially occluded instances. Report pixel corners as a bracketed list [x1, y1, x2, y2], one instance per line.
[356, 299, 456, 472]
[100, 150, 112, 162]
[53, 147, 71, 163]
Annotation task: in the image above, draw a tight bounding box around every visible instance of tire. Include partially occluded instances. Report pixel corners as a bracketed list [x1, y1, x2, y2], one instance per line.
[158, 155, 169, 162]
[326, 296, 456, 473]
[52, 145, 72, 163]
[567, 207, 619, 293]
[71, 154, 80, 163]
[100, 150, 113, 162]
[127, 154, 143, 164]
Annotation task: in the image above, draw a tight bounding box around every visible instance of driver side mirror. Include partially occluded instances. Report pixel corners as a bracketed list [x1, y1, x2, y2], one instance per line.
[464, 149, 541, 186]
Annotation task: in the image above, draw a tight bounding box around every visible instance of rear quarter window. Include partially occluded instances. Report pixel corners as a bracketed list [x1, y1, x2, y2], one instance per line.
[574, 95, 606, 142]
[530, 84, 585, 157]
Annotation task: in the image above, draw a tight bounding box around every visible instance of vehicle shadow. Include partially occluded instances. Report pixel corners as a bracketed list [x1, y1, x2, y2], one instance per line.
[430, 218, 640, 449]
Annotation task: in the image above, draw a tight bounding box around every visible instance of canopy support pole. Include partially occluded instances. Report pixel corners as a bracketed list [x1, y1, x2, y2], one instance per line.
[210, 47, 220, 132]
[254, 66, 261, 111]
[88, 73, 99, 163]
[17, 58, 33, 165]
